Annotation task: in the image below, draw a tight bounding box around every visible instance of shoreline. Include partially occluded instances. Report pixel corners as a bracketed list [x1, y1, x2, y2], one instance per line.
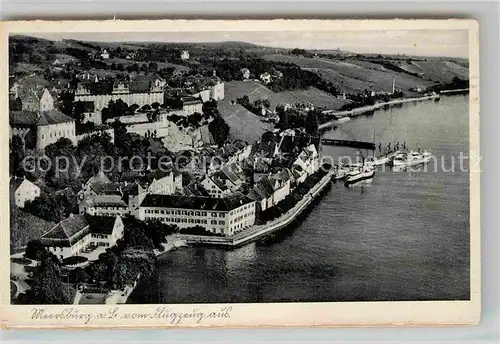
[172, 168, 335, 248]
[319, 94, 441, 130]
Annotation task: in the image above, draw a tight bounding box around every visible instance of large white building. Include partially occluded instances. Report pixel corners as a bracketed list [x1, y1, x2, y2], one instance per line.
[40, 214, 124, 261]
[9, 177, 40, 208]
[9, 90, 77, 150]
[138, 192, 256, 236]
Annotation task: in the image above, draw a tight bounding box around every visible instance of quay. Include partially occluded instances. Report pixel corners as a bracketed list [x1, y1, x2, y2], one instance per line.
[440, 88, 469, 95]
[319, 94, 440, 131]
[173, 169, 336, 248]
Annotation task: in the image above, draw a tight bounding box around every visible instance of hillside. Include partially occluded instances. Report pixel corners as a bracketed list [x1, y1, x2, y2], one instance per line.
[218, 101, 273, 143]
[263, 54, 468, 95]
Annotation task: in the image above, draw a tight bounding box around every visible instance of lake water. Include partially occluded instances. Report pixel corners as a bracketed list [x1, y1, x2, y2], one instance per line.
[129, 95, 470, 303]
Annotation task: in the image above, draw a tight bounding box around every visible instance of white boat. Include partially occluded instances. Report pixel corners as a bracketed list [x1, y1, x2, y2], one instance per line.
[391, 150, 433, 167]
[345, 166, 375, 184]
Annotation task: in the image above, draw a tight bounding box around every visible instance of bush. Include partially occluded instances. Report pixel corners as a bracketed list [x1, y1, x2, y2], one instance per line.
[62, 256, 88, 266]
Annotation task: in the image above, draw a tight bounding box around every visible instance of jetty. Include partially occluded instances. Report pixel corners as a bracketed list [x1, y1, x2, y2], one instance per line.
[173, 169, 336, 248]
[320, 138, 375, 150]
[319, 94, 440, 130]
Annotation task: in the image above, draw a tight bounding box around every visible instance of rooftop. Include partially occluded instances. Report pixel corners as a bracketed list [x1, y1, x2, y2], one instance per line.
[140, 192, 253, 211]
[10, 109, 75, 127]
[41, 214, 90, 247]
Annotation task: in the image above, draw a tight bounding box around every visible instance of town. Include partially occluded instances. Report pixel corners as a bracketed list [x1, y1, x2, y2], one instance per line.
[9, 35, 469, 305]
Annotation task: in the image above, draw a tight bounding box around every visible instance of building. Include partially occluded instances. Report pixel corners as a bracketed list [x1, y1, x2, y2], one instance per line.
[75, 101, 101, 125]
[260, 72, 272, 84]
[138, 192, 256, 236]
[9, 177, 40, 208]
[40, 214, 91, 261]
[292, 144, 320, 177]
[85, 215, 124, 249]
[9, 108, 77, 150]
[181, 96, 203, 115]
[201, 175, 232, 198]
[147, 171, 183, 195]
[240, 68, 251, 80]
[40, 214, 124, 261]
[52, 55, 77, 68]
[247, 169, 292, 212]
[180, 50, 190, 61]
[82, 194, 129, 217]
[74, 81, 165, 112]
[101, 49, 110, 59]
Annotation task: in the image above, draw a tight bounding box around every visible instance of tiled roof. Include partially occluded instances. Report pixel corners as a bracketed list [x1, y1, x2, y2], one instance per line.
[182, 182, 209, 197]
[208, 173, 229, 191]
[9, 111, 39, 126]
[85, 215, 120, 235]
[12, 109, 77, 127]
[41, 214, 89, 247]
[86, 194, 128, 208]
[140, 192, 253, 211]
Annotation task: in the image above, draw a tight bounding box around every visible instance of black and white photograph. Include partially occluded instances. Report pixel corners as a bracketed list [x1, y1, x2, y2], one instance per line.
[3, 19, 480, 328]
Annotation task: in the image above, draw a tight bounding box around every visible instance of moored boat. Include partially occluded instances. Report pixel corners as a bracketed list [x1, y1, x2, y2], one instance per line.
[390, 150, 433, 167]
[344, 165, 375, 185]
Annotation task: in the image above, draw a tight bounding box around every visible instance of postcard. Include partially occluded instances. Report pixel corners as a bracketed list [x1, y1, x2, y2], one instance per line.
[1, 19, 480, 328]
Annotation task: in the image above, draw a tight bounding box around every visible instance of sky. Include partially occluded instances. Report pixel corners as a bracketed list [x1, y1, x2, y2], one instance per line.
[28, 30, 469, 58]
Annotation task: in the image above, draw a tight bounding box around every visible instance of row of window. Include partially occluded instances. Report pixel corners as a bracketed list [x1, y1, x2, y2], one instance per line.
[230, 212, 252, 224]
[41, 128, 74, 140]
[145, 209, 228, 218]
[91, 234, 108, 239]
[146, 216, 227, 226]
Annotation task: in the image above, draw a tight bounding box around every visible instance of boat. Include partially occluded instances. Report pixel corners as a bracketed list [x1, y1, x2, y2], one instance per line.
[390, 150, 433, 167]
[344, 165, 375, 185]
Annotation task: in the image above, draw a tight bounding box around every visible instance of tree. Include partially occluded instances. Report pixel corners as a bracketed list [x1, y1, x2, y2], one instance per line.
[9, 97, 22, 111]
[276, 105, 289, 129]
[208, 114, 230, 146]
[10, 135, 25, 177]
[18, 255, 74, 304]
[304, 111, 319, 135]
[151, 102, 160, 110]
[25, 239, 50, 261]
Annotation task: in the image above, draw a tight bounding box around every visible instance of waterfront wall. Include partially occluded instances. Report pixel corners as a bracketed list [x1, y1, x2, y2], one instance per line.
[175, 169, 335, 247]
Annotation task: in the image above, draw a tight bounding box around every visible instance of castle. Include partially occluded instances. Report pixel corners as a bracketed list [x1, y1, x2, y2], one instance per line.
[74, 80, 165, 112]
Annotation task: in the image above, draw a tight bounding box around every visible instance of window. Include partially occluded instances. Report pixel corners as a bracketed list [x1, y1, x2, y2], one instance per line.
[202, 212, 207, 216]
[195, 219, 200, 224]
[166, 210, 171, 214]
[212, 212, 217, 217]
[219, 213, 225, 218]
[202, 220, 207, 224]
[195, 211, 200, 216]
[211, 220, 217, 225]
[189, 211, 194, 216]
[219, 221, 225, 225]
[161, 210, 165, 214]
[42, 134, 45, 140]
[189, 219, 194, 223]
[182, 219, 187, 223]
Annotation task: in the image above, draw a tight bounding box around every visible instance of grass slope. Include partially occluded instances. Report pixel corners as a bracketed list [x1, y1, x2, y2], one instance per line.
[10, 206, 55, 251]
[263, 54, 468, 95]
[218, 101, 273, 143]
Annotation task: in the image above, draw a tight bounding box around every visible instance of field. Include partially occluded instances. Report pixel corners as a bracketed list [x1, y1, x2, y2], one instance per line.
[263, 54, 468, 95]
[223, 80, 350, 111]
[218, 101, 273, 143]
